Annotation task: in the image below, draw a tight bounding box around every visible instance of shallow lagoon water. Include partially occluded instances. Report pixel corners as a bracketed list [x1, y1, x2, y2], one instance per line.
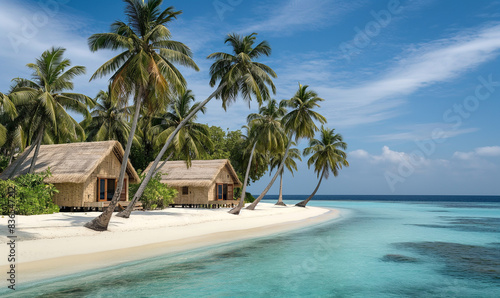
[3, 200, 500, 297]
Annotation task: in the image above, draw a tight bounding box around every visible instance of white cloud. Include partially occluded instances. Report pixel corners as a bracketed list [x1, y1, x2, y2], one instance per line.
[346, 145, 499, 193]
[452, 151, 475, 161]
[351, 146, 430, 167]
[453, 146, 500, 160]
[0, 1, 112, 101]
[475, 146, 500, 157]
[273, 23, 500, 127]
[239, 0, 363, 35]
[371, 123, 479, 142]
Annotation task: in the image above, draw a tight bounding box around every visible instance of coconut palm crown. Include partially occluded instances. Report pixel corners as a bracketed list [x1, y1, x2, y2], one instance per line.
[282, 83, 327, 141]
[208, 32, 277, 109]
[296, 126, 349, 207]
[8, 47, 92, 175]
[88, 0, 199, 107]
[153, 89, 213, 167]
[83, 89, 136, 146]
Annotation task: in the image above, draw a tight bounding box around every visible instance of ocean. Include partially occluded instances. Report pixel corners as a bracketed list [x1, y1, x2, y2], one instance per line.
[3, 195, 500, 297]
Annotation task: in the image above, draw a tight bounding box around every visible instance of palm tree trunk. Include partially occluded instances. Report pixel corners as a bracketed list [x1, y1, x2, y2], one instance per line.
[7, 147, 15, 166]
[116, 152, 174, 218]
[275, 172, 286, 206]
[116, 83, 227, 219]
[246, 139, 292, 210]
[84, 88, 144, 231]
[8, 130, 41, 179]
[229, 142, 257, 215]
[295, 168, 325, 207]
[153, 152, 174, 176]
[28, 125, 44, 174]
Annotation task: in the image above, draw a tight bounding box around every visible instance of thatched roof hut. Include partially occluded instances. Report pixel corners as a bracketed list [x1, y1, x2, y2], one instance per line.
[145, 159, 242, 207]
[1, 141, 140, 208]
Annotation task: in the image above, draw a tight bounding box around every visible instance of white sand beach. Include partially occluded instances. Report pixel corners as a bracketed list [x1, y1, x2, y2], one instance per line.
[0, 203, 340, 283]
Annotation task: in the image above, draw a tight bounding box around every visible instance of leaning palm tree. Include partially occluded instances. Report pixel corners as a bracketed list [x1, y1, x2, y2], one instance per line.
[270, 145, 301, 206]
[119, 32, 277, 218]
[251, 84, 327, 207]
[230, 99, 286, 214]
[154, 90, 212, 166]
[245, 142, 302, 210]
[117, 90, 213, 218]
[8, 47, 91, 177]
[83, 89, 136, 146]
[84, 0, 199, 231]
[296, 127, 348, 207]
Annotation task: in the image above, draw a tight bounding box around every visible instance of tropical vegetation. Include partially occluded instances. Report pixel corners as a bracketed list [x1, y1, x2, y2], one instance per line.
[7, 47, 92, 177]
[248, 84, 327, 210]
[0, 170, 59, 215]
[129, 171, 177, 210]
[296, 127, 349, 207]
[84, 0, 199, 230]
[0, 0, 349, 221]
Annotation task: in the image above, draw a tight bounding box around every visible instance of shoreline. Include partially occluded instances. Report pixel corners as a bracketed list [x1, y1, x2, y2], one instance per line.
[1, 203, 341, 285]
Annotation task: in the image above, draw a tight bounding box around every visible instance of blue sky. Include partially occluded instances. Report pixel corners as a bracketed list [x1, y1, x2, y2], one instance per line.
[0, 0, 499, 195]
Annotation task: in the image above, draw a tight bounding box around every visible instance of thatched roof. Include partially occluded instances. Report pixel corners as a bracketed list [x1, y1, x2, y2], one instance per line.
[0, 141, 140, 184]
[145, 159, 242, 188]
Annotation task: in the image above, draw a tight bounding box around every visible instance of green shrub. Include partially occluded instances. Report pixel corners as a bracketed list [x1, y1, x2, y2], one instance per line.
[0, 155, 9, 173]
[244, 192, 255, 203]
[129, 170, 177, 210]
[232, 188, 254, 203]
[0, 170, 59, 215]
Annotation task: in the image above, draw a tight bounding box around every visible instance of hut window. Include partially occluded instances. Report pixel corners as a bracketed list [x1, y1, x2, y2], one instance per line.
[217, 184, 233, 200]
[182, 186, 189, 195]
[97, 178, 116, 201]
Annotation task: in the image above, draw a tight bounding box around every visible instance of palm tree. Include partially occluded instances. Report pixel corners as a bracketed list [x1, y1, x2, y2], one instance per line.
[85, 0, 199, 231]
[271, 145, 301, 206]
[296, 127, 348, 207]
[0, 92, 17, 148]
[121, 32, 277, 217]
[252, 84, 327, 207]
[245, 143, 302, 210]
[155, 90, 212, 165]
[8, 47, 91, 177]
[83, 89, 136, 146]
[118, 90, 213, 217]
[230, 99, 286, 214]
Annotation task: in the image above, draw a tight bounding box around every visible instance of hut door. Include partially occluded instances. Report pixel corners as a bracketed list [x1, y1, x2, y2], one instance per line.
[227, 184, 233, 200]
[97, 178, 117, 202]
[217, 184, 233, 200]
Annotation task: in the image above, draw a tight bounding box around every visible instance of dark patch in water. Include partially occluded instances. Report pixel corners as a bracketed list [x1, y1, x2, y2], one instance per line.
[212, 250, 248, 259]
[428, 210, 449, 213]
[38, 287, 89, 297]
[395, 241, 500, 282]
[436, 203, 500, 209]
[381, 254, 420, 263]
[410, 216, 500, 233]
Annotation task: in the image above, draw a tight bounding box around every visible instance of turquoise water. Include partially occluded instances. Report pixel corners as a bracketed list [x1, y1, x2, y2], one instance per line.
[3, 200, 500, 297]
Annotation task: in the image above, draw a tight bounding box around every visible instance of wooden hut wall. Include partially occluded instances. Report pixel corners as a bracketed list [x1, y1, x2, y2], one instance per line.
[52, 183, 84, 207]
[83, 152, 130, 203]
[174, 186, 209, 204]
[209, 166, 237, 200]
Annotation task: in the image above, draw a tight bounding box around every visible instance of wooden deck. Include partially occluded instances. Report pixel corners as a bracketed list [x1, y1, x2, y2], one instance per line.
[83, 201, 143, 211]
[170, 200, 238, 208]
